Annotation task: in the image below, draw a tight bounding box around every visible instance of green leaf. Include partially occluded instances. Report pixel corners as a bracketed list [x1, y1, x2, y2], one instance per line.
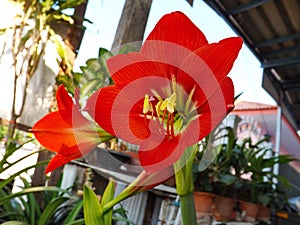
[77, 48, 113, 97]
[98, 48, 111, 57]
[37, 197, 70, 225]
[0, 188, 25, 222]
[112, 205, 135, 224]
[56, 75, 75, 94]
[0, 162, 48, 191]
[112, 216, 135, 224]
[20, 177, 40, 224]
[258, 195, 271, 207]
[101, 181, 115, 225]
[0, 186, 64, 207]
[1, 221, 29, 225]
[219, 174, 237, 185]
[64, 219, 85, 225]
[83, 185, 103, 225]
[81, 78, 104, 97]
[225, 127, 235, 152]
[63, 200, 83, 224]
[0, 148, 40, 174]
[117, 44, 137, 54]
[0, 160, 48, 190]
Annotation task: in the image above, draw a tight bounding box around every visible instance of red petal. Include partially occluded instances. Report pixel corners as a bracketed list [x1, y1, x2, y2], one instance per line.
[56, 85, 73, 111]
[174, 37, 241, 107]
[107, 52, 175, 86]
[191, 77, 235, 141]
[141, 12, 209, 67]
[45, 153, 76, 173]
[86, 86, 118, 136]
[142, 11, 208, 53]
[194, 37, 243, 82]
[32, 111, 75, 152]
[87, 86, 155, 144]
[32, 111, 98, 151]
[45, 138, 101, 173]
[138, 135, 185, 173]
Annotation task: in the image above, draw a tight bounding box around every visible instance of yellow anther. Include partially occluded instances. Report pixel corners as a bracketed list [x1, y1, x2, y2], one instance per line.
[143, 94, 151, 114]
[160, 93, 176, 113]
[155, 100, 162, 116]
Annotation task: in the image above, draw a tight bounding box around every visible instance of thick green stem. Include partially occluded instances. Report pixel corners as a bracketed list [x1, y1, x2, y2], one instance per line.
[174, 144, 199, 225]
[180, 192, 197, 225]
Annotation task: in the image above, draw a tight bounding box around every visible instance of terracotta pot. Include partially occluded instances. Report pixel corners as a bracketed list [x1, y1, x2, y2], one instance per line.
[194, 192, 215, 214]
[213, 195, 236, 221]
[239, 200, 260, 222]
[257, 205, 271, 222]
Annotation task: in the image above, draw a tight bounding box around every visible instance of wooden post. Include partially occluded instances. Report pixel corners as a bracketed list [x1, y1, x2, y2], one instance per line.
[112, 0, 153, 51]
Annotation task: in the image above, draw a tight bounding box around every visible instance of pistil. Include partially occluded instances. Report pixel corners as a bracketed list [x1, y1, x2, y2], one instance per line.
[142, 78, 199, 138]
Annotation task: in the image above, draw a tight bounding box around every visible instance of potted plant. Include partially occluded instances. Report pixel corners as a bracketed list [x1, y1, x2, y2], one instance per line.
[206, 127, 241, 221]
[193, 167, 215, 214]
[236, 137, 295, 222]
[193, 126, 296, 223]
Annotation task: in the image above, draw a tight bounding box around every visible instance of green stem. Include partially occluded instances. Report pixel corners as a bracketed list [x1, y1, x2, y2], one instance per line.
[174, 144, 199, 225]
[180, 192, 197, 225]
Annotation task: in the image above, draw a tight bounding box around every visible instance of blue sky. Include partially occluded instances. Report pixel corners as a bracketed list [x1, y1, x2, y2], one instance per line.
[74, 0, 276, 105]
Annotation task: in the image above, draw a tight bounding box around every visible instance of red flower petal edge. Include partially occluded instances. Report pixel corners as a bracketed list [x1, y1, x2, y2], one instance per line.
[31, 85, 102, 173]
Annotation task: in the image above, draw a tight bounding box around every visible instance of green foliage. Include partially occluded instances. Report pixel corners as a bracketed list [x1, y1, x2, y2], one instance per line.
[57, 43, 138, 99]
[83, 182, 135, 225]
[56, 47, 113, 98]
[0, 182, 84, 224]
[194, 126, 295, 209]
[112, 205, 135, 225]
[83, 185, 104, 225]
[0, 134, 84, 224]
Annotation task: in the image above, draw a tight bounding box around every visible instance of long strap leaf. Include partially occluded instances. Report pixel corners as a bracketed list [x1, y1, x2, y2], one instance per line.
[37, 197, 70, 225]
[83, 185, 103, 225]
[0, 186, 63, 206]
[0, 160, 48, 190]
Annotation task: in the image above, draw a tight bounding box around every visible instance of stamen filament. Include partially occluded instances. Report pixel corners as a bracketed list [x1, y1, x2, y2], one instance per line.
[150, 101, 156, 119]
[184, 86, 195, 115]
[171, 113, 174, 137]
[167, 113, 171, 135]
[162, 109, 167, 125]
[151, 89, 163, 101]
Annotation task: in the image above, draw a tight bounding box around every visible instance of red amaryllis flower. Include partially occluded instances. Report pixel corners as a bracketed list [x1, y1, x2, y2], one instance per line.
[31, 85, 111, 173]
[86, 11, 243, 173]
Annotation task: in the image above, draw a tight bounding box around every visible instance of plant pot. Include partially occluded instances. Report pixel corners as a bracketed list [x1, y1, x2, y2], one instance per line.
[212, 195, 236, 221]
[257, 205, 271, 222]
[194, 191, 215, 214]
[239, 200, 259, 222]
